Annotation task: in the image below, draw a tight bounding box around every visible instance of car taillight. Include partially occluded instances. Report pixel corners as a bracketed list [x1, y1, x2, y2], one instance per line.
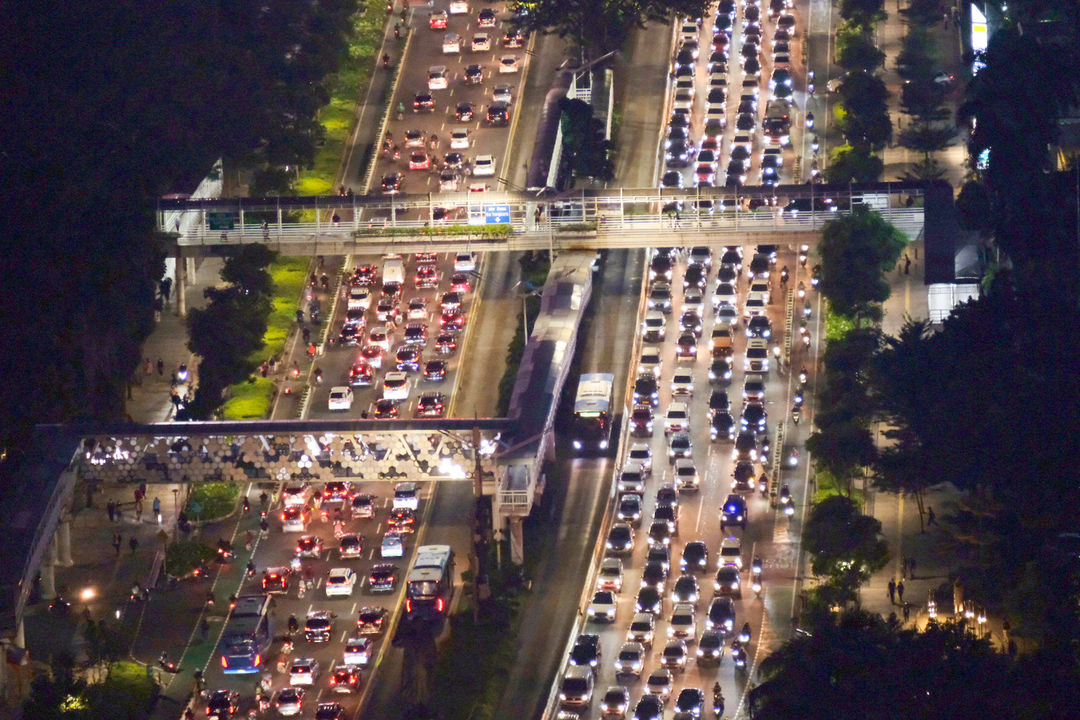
[406, 599, 412, 612]
[254, 654, 261, 667]
[221, 656, 228, 668]
[437, 597, 445, 613]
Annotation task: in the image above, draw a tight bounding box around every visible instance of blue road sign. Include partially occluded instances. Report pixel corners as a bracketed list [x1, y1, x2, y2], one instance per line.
[484, 204, 511, 224]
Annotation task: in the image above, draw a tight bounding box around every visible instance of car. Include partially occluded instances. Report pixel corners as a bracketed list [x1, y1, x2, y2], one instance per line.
[719, 536, 744, 570]
[674, 688, 706, 718]
[721, 494, 747, 529]
[403, 322, 427, 346]
[498, 55, 519, 73]
[413, 390, 445, 419]
[380, 530, 405, 557]
[709, 359, 734, 389]
[447, 128, 472, 152]
[626, 442, 653, 475]
[616, 493, 643, 526]
[471, 32, 490, 52]
[427, 65, 448, 90]
[743, 376, 766, 403]
[296, 535, 324, 558]
[329, 665, 361, 694]
[668, 431, 692, 461]
[635, 585, 663, 615]
[627, 613, 656, 649]
[429, 9, 448, 28]
[387, 506, 416, 532]
[670, 370, 694, 398]
[492, 83, 513, 104]
[380, 171, 403, 193]
[282, 482, 310, 508]
[638, 345, 663, 377]
[455, 101, 475, 120]
[661, 638, 690, 671]
[327, 386, 354, 412]
[463, 63, 484, 86]
[569, 633, 602, 672]
[440, 308, 466, 331]
[207, 689, 240, 719]
[745, 337, 770, 373]
[304, 611, 333, 643]
[503, 28, 526, 48]
[434, 332, 458, 355]
[413, 90, 435, 112]
[734, 430, 760, 463]
[382, 371, 410, 401]
[275, 686, 305, 716]
[747, 315, 772, 339]
[645, 668, 674, 702]
[606, 522, 634, 555]
[560, 665, 595, 708]
[473, 154, 495, 176]
[395, 346, 421, 373]
[633, 374, 660, 407]
[449, 0, 469, 12]
[681, 540, 709, 574]
[477, 7, 497, 26]
[449, 272, 471, 293]
[673, 458, 700, 491]
[680, 310, 703, 337]
[641, 559, 668, 589]
[281, 506, 308, 532]
[262, 566, 290, 594]
[707, 596, 736, 634]
[486, 101, 510, 125]
[669, 602, 696, 639]
[352, 607, 387, 637]
[715, 565, 742, 597]
[630, 404, 654, 437]
[600, 685, 630, 717]
[647, 519, 673, 548]
[597, 557, 624, 592]
[633, 694, 664, 720]
[664, 401, 690, 434]
[613, 641, 646, 677]
[672, 574, 700, 604]
[360, 563, 397, 594]
[742, 403, 768, 434]
[325, 567, 357, 597]
[586, 590, 617, 623]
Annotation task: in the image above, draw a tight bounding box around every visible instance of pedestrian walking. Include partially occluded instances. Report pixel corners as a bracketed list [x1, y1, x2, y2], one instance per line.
[200, 618, 210, 641]
[107, 501, 116, 523]
[135, 501, 143, 523]
[129, 536, 139, 554]
[156, 358, 164, 375]
[927, 506, 937, 526]
[902, 603, 911, 622]
[909, 556, 917, 577]
[161, 277, 173, 303]
[153, 497, 161, 524]
[897, 580, 906, 603]
[904, 255, 912, 275]
[112, 533, 122, 556]
[888, 579, 897, 605]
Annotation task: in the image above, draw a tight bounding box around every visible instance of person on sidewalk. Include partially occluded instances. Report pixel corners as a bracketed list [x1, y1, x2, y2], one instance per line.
[927, 506, 937, 526]
[157, 358, 164, 376]
[903, 603, 911, 622]
[153, 497, 161, 524]
[904, 255, 912, 275]
[113, 533, 122, 557]
[107, 501, 116, 523]
[129, 536, 139, 554]
[897, 580, 906, 604]
[888, 579, 897, 605]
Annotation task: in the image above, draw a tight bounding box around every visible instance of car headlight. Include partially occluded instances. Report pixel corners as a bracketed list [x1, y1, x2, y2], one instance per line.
[573, 440, 582, 450]
[606, 541, 613, 548]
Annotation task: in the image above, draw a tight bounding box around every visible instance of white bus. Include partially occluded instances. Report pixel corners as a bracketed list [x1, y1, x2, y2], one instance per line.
[572, 373, 615, 454]
[405, 545, 456, 620]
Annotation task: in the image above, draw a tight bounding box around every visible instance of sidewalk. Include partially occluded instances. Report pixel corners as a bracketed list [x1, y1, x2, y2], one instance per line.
[127, 257, 223, 423]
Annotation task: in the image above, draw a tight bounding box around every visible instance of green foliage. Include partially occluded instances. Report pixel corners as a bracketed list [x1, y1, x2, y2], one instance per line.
[559, 97, 614, 181]
[896, 28, 936, 82]
[83, 620, 129, 665]
[955, 180, 994, 233]
[836, 29, 886, 73]
[824, 144, 884, 183]
[836, 72, 892, 148]
[184, 482, 240, 522]
[839, 0, 885, 26]
[806, 421, 877, 486]
[165, 538, 216, 576]
[516, 0, 713, 57]
[355, 224, 514, 239]
[802, 496, 888, 586]
[818, 207, 907, 318]
[22, 659, 157, 720]
[221, 376, 276, 420]
[899, 156, 948, 181]
[902, 0, 944, 26]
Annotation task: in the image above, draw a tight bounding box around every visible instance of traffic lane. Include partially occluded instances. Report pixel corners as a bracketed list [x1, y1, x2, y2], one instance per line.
[614, 23, 674, 187]
[372, 4, 525, 196]
[593, 249, 647, 410]
[306, 252, 475, 420]
[200, 483, 430, 719]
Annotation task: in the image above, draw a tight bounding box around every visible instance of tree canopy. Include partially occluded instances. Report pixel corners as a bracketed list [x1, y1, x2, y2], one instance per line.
[817, 207, 906, 318]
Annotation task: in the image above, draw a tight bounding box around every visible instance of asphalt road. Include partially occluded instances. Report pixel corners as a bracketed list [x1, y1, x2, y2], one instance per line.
[551, 244, 813, 720]
[197, 480, 437, 720]
[305, 251, 479, 421]
[663, 2, 808, 189]
[368, 0, 531, 201]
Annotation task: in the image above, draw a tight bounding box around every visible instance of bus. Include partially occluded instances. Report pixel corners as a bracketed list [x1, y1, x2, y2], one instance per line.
[220, 595, 274, 674]
[571, 373, 615, 453]
[405, 545, 455, 620]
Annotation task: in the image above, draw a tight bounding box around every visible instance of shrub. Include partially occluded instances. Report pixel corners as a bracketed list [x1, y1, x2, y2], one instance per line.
[184, 481, 239, 522]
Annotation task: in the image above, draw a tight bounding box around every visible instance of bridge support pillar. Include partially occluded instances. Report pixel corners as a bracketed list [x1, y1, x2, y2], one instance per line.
[508, 516, 524, 566]
[174, 246, 187, 317]
[56, 519, 73, 566]
[40, 542, 57, 601]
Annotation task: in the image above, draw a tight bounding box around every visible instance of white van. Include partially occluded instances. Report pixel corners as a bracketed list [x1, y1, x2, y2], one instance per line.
[382, 255, 405, 287]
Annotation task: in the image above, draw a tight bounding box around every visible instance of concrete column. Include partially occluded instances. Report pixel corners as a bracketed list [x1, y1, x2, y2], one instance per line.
[509, 516, 524, 566]
[40, 543, 57, 600]
[56, 520, 73, 566]
[175, 246, 188, 316]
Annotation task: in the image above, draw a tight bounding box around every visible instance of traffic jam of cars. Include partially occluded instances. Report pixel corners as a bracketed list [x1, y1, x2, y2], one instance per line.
[328, 251, 479, 419]
[203, 479, 427, 719]
[559, 244, 806, 719]
[661, 0, 798, 194]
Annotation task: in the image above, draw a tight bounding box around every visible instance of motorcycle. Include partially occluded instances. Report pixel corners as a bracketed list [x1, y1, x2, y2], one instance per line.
[288, 615, 299, 635]
[712, 684, 724, 717]
[792, 405, 802, 425]
[314, 368, 323, 386]
[333, 521, 345, 538]
[803, 300, 812, 319]
[732, 642, 747, 670]
[158, 652, 179, 673]
[758, 473, 769, 497]
[246, 561, 256, 578]
[49, 596, 71, 617]
[216, 539, 234, 562]
[799, 244, 809, 267]
[787, 447, 800, 467]
[738, 622, 752, 644]
[799, 368, 808, 385]
[797, 281, 807, 300]
[751, 570, 763, 595]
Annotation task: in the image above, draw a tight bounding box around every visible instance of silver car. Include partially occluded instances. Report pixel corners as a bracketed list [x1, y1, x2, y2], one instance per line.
[614, 641, 646, 677]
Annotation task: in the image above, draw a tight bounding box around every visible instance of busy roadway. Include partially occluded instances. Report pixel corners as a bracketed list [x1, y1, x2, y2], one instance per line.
[552, 243, 819, 720]
[661, 0, 806, 192]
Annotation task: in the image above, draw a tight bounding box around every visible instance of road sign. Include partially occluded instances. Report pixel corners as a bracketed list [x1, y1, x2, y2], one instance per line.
[484, 204, 511, 224]
[207, 212, 235, 230]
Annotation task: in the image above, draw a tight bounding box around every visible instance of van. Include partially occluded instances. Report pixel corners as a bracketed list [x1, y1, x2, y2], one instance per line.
[382, 255, 405, 287]
[559, 666, 594, 708]
[442, 32, 461, 54]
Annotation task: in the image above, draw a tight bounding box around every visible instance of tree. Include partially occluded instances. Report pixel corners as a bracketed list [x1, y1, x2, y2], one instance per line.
[895, 28, 936, 82]
[220, 245, 278, 298]
[837, 72, 892, 148]
[898, 121, 954, 155]
[817, 207, 907, 319]
[839, 0, 885, 26]
[902, 0, 944, 26]
[802, 496, 888, 587]
[806, 421, 876, 493]
[955, 180, 994, 234]
[515, 0, 712, 58]
[824, 144, 884, 183]
[836, 30, 886, 73]
[900, 79, 949, 121]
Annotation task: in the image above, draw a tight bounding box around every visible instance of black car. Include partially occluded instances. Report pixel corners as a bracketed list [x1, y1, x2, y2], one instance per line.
[635, 586, 663, 615]
[697, 629, 725, 663]
[395, 346, 421, 372]
[368, 563, 398, 592]
[338, 324, 362, 346]
[666, 141, 694, 167]
[380, 172, 403, 193]
[742, 403, 768, 434]
[641, 559, 668, 589]
[683, 264, 707, 290]
[732, 461, 755, 491]
[207, 689, 239, 719]
[617, 493, 643, 526]
[736, 112, 757, 131]
[748, 315, 772, 338]
[661, 170, 684, 188]
[633, 374, 660, 406]
[315, 703, 346, 720]
[569, 633, 602, 672]
[675, 688, 705, 717]
[464, 63, 484, 85]
[634, 694, 664, 720]
[424, 360, 447, 382]
[455, 101, 475, 121]
[606, 523, 634, 554]
[707, 596, 736, 634]
[305, 612, 333, 642]
[709, 358, 733, 386]
[681, 540, 708, 573]
[650, 253, 674, 280]
[711, 410, 735, 441]
[709, 390, 730, 415]
[721, 494, 748, 529]
[413, 90, 435, 111]
[356, 606, 388, 634]
[486, 101, 510, 126]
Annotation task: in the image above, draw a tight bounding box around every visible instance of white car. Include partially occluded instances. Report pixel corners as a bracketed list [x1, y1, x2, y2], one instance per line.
[713, 282, 738, 309]
[448, 0, 469, 14]
[289, 658, 320, 686]
[427, 65, 449, 90]
[498, 55, 519, 73]
[343, 636, 374, 666]
[597, 557, 624, 592]
[626, 442, 653, 476]
[281, 482, 311, 508]
[454, 252, 477, 272]
[380, 530, 405, 558]
[673, 457, 700, 490]
[450, 127, 471, 149]
[637, 345, 662, 378]
[325, 567, 357, 597]
[442, 32, 461, 54]
[670, 370, 694, 397]
[586, 590, 618, 623]
[473, 154, 495, 176]
[492, 84, 513, 104]
[328, 387, 354, 412]
[669, 603, 697, 640]
[382, 371, 410, 401]
[664, 401, 690, 434]
[347, 286, 372, 310]
[393, 481, 419, 510]
[471, 33, 490, 52]
[274, 687, 305, 717]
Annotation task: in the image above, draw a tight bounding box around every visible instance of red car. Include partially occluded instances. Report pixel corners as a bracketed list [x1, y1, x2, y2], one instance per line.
[450, 272, 471, 293]
[353, 264, 377, 286]
[440, 310, 466, 331]
[409, 152, 430, 170]
[330, 666, 361, 694]
[415, 265, 439, 288]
